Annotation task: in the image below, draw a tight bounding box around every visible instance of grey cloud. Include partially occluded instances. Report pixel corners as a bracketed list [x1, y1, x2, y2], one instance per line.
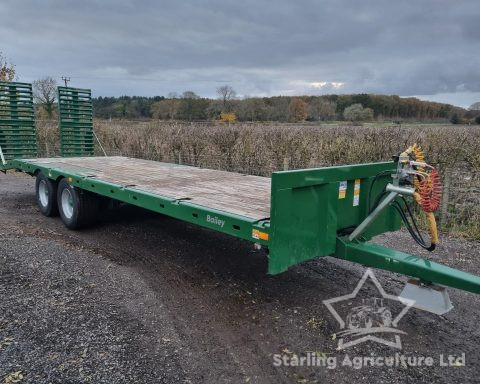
[0, 0, 479, 106]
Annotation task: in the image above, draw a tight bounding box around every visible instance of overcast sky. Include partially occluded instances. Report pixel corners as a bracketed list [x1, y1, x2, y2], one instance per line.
[1, 0, 479, 107]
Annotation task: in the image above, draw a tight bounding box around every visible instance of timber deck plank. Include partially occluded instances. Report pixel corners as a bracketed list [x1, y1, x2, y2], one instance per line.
[26, 156, 271, 220]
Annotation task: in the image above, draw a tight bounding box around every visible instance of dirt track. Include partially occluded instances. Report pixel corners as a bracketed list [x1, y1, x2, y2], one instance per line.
[0, 172, 479, 384]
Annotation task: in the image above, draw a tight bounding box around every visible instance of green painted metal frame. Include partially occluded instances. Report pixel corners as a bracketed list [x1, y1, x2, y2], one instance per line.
[268, 162, 480, 293]
[58, 87, 94, 157]
[8, 157, 480, 295]
[335, 237, 480, 294]
[10, 159, 271, 245]
[268, 162, 401, 274]
[0, 81, 37, 171]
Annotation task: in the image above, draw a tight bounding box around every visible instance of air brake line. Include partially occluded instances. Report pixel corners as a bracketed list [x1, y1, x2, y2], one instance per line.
[358, 144, 441, 252]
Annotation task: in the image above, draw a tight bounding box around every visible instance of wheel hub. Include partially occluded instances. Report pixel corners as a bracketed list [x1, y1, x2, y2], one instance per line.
[38, 180, 49, 207]
[61, 188, 74, 219]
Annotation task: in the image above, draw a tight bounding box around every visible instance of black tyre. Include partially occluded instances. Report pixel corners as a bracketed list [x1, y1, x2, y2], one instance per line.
[99, 196, 122, 212]
[35, 172, 58, 217]
[57, 178, 100, 229]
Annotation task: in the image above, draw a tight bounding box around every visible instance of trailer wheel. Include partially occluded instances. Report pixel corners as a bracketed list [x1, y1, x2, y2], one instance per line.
[57, 178, 100, 229]
[35, 172, 58, 217]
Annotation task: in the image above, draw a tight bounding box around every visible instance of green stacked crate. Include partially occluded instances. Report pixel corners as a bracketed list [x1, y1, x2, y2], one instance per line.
[58, 87, 94, 157]
[0, 81, 37, 170]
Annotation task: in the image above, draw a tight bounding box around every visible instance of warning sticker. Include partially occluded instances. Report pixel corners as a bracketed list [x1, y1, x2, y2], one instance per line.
[252, 229, 269, 241]
[338, 181, 347, 199]
[353, 179, 361, 206]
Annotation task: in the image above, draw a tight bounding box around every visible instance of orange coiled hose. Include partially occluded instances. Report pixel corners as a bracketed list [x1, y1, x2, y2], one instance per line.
[409, 144, 442, 212]
[402, 144, 442, 249]
[418, 169, 442, 213]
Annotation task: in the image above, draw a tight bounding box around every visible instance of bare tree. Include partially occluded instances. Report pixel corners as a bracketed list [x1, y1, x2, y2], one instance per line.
[469, 102, 480, 111]
[182, 90, 199, 99]
[33, 77, 57, 119]
[177, 91, 208, 121]
[216, 85, 236, 112]
[288, 98, 308, 122]
[239, 97, 266, 121]
[307, 98, 337, 121]
[0, 52, 15, 81]
[343, 103, 373, 122]
[151, 99, 178, 120]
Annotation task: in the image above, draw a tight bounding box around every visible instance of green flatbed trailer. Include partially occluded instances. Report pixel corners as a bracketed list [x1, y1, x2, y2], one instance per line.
[1, 82, 480, 314]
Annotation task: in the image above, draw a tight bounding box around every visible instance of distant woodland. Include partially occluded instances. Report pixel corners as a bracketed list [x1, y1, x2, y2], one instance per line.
[92, 91, 479, 123]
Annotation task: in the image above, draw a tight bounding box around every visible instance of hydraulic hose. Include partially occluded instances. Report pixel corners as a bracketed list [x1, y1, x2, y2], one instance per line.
[372, 143, 441, 251]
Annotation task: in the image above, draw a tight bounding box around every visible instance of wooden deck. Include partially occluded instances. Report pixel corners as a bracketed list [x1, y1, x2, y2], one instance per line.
[29, 156, 271, 220]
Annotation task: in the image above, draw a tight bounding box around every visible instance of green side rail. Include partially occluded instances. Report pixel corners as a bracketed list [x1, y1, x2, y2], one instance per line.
[0, 81, 37, 171]
[58, 86, 94, 157]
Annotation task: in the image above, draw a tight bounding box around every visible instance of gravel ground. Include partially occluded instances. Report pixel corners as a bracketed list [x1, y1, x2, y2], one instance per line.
[0, 171, 479, 384]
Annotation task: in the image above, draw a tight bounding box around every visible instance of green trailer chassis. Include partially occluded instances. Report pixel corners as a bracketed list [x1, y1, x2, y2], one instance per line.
[8, 157, 480, 296]
[2, 82, 479, 305]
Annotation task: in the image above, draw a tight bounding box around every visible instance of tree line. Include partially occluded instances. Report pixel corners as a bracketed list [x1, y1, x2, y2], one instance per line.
[92, 89, 476, 123]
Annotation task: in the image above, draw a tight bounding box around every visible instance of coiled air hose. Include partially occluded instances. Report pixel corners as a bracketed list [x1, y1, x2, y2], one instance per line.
[368, 144, 442, 251]
[401, 144, 442, 251]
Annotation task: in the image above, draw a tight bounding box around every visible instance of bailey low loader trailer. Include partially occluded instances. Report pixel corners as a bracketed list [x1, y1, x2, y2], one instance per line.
[1, 81, 479, 315]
